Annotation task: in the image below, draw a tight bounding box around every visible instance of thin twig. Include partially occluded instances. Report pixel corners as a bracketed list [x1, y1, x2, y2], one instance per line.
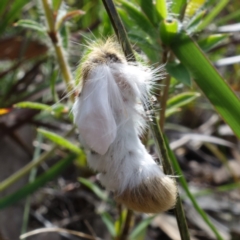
[159, 73, 171, 130]
[20, 227, 102, 240]
[41, 0, 75, 102]
[101, 0, 190, 240]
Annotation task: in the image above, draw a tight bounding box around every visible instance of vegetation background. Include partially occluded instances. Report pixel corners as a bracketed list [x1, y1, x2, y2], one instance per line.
[0, 0, 240, 239]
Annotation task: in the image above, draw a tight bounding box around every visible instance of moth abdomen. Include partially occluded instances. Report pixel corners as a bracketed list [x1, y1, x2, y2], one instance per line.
[115, 176, 177, 213]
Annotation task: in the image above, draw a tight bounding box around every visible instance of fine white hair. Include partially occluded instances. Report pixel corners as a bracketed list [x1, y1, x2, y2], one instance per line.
[72, 43, 177, 213]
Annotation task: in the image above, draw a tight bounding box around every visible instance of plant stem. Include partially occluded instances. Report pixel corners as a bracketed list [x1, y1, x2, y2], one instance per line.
[41, 0, 74, 102]
[159, 73, 171, 130]
[21, 133, 43, 239]
[101, 0, 190, 239]
[165, 136, 224, 240]
[119, 210, 133, 240]
[0, 127, 75, 192]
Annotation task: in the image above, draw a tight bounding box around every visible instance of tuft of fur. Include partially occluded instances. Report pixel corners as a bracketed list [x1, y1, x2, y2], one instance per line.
[115, 176, 177, 213]
[73, 38, 177, 213]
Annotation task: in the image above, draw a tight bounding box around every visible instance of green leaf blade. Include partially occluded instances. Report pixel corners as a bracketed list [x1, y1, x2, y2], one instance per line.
[38, 129, 82, 155]
[78, 177, 108, 202]
[16, 19, 46, 32]
[166, 62, 191, 86]
[170, 33, 240, 138]
[100, 212, 116, 237]
[140, 0, 159, 26]
[167, 92, 200, 108]
[129, 216, 155, 240]
[14, 102, 51, 111]
[120, 0, 157, 39]
[198, 34, 228, 52]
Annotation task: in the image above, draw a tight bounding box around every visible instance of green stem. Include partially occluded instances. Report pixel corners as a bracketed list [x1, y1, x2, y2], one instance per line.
[21, 133, 43, 239]
[41, 0, 74, 102]
[165, 136, 224, 240]
[101, 0, 190, 239]
[119, 210, 133, 240]
[0, 127, 75, 192]
[159, 73, 171, 130]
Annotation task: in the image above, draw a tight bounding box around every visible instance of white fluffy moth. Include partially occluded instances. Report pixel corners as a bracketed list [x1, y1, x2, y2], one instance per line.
[73, 38, 177, 213]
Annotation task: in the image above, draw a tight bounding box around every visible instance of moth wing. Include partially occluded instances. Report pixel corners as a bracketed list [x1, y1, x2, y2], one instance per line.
[74, 67, 117, 155]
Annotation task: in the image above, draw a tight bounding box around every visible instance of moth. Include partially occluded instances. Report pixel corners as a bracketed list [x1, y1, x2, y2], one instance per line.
[73, 38, 177, 213]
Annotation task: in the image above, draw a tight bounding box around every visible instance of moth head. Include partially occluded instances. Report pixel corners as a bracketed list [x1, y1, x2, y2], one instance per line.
[80, 38, 126, 81]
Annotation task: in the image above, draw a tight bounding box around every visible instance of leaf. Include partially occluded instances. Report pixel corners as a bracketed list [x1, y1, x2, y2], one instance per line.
[165, 107, 181, 118]
[78, 177, 108, 201]
[140, 0, 159, 25]
[171, 0, 187, 15]
[129, 216, 155, 240]
[38, 129, 82, 155]
[0, 154, 76, 210]
[52, 0, 62, 11]
[197, 0, 229, 31]
[114, 209, 127, 236]
[185, 0, 206, 18]
[0, 0, 9, 16]
[120, 0, 157, 39]
[166, 62, 191, 86]
[100, 212, 116, 237]
[156, 0, 167, 19]
[56, 10, 85, 30]
[167, 92, 200, 109]
[15, 19, 46, 32]
[198, 34, 228, 52]
[187, 10, 206, 33]
[60, 24, 69, 49]
[169, 32, 240, 138]
[128, 33, 160, 62]
[0, 0, 29, 35]
[166, 92, 200, 117]
[14, 102, 51, 111]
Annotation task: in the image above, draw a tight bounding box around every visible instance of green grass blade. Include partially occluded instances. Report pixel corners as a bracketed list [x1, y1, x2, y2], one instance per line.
[100, 212, 116, 237]
[78, 177, 108, 202]
[0, 154, 76, 210]
[16, 19, 46, 32]
[120, 0, 157, 39]
[166, 92, 200, 117]
[38, 128, 82, 155]
[15, 102, 51, 111]
[169, 32, 240, 138]
[0, 0, 29, 34]
[198, 34, 229, 52]
[216, 9, 240, 25]
[171, 0, 187, 16]
[140, 0, 159, 26]
[0, 0, 9, 16]
[164, 136, 224, 240]
[197, 0, 229, 31]
[156, 0, 167, 19]
[129, 215, 155, 240]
